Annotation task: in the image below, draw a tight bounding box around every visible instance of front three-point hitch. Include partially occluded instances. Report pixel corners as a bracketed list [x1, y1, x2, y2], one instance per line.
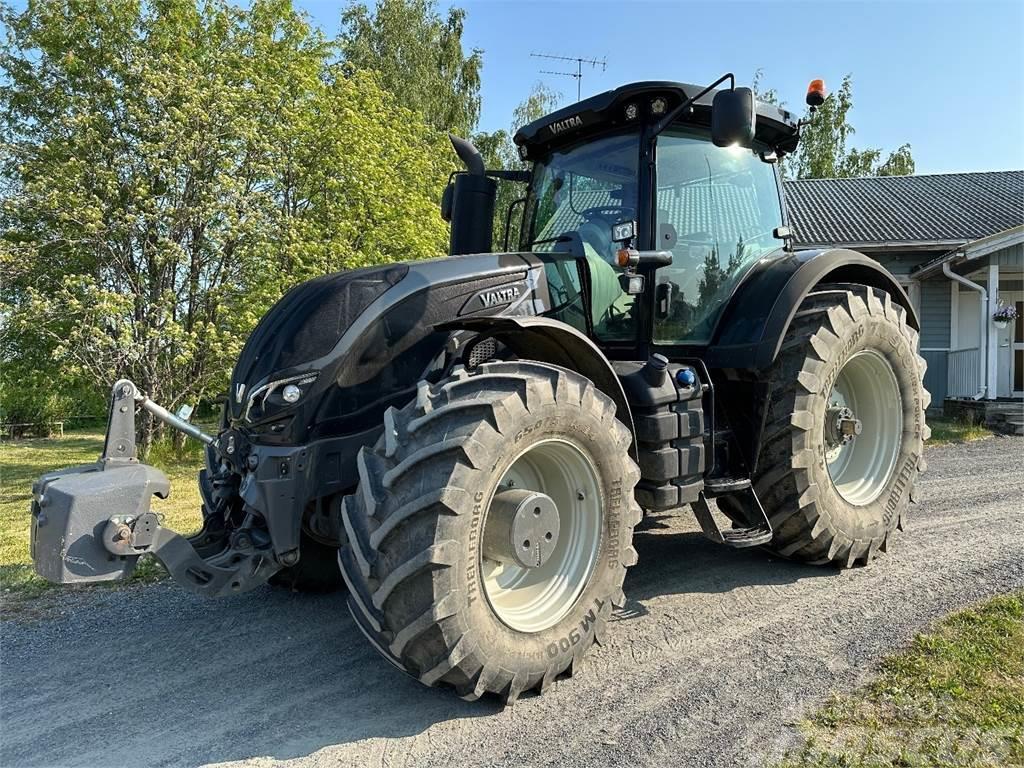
[30, 380, 281, 595]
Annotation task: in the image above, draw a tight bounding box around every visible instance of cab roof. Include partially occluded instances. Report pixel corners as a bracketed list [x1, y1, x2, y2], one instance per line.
[513, 80, 801, 161]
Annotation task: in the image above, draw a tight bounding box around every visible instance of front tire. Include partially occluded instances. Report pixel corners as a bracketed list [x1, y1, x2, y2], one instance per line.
[338, 361, 642, 702]
[742, 285, 930, 567]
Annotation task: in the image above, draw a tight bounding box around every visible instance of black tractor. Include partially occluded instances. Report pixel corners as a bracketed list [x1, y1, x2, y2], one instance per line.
[31, 75, 929, 704]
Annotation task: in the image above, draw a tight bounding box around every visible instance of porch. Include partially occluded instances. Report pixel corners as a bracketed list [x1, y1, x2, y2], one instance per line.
[943, 397, 1024, 435]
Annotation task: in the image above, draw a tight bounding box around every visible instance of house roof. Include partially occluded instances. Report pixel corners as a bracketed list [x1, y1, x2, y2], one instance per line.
[784, 170, 1024, 249]
[913, 224, 1024, 278]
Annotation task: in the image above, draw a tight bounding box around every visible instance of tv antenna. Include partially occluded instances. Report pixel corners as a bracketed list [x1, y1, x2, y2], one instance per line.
[531, 52, 607, 102]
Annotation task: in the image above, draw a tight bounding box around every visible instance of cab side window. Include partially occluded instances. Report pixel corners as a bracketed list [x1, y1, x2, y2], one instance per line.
[542, 259, 588, 333]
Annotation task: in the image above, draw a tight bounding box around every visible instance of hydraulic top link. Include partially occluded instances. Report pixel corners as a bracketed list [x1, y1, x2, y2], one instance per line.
[103, 379, 215, 464]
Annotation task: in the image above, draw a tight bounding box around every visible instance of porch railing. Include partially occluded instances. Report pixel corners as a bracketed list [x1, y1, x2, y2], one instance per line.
[947, 347, 982, 397]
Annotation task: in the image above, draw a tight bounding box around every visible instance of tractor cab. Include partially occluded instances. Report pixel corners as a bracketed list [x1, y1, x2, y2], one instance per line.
[445, 77, 803, 354]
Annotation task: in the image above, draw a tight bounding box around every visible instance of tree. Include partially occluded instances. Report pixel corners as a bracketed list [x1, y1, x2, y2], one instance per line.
[1, 0, 450, 453]
[752, 70, 914, 179]
[340, 0, 483, 138]
[697, 242, 744, 311]
[473, 82, 561, 249]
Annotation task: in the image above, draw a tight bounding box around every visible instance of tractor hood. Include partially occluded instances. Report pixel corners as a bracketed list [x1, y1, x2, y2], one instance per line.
[226, 252, 550, 443]
[228, 264, 409, 422]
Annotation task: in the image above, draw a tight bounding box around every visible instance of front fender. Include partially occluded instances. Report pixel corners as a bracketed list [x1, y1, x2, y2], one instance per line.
[707, 248, 918, 370]
[438, 315, 636, 458]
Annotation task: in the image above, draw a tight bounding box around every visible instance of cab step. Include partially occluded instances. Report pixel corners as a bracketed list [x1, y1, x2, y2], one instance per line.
[703, 475, 751, 495]
[692, 486, 772, 548]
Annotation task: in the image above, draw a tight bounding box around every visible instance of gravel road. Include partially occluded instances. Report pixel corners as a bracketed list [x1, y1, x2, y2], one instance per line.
[2, 437, 1022, 768]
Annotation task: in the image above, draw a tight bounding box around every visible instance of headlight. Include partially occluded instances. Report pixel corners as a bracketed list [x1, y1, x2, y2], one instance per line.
[243, 372, 318, 422]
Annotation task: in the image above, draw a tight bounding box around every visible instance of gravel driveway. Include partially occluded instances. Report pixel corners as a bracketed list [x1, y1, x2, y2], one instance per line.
[2, 437, 1022, 768]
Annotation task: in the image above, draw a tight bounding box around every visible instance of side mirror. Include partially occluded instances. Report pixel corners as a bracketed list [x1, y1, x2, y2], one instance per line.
[711, 87, 756, 148]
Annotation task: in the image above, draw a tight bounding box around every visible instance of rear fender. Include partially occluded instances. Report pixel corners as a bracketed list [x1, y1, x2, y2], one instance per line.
[706, 248, 918, 473]
[439, 316, 636, 458]
[706, 248, 918, 370]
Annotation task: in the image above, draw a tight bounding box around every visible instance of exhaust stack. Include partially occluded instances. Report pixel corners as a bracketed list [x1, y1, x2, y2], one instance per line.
[444, 134, 497, 256]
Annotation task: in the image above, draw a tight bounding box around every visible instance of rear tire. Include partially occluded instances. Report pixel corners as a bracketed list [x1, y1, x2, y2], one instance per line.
[338, 361, 642, 703]
[730, 285, 930, 567]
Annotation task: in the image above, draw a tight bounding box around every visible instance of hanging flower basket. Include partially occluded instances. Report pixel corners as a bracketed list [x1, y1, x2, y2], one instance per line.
[992, 302, 1017, 330]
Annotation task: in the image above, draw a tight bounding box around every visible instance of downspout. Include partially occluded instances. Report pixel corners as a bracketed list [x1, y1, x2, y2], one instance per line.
[943, 260, 988, 399]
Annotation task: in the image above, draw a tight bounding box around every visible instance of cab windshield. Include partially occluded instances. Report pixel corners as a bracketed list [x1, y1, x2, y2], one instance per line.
[524, 131, 639, 341]
[523, 126, 784, 345]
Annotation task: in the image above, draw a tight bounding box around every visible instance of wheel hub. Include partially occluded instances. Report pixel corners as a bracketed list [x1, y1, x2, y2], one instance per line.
[480, 439, 602, 633]
[824, 350, 903, 506]
[826, 405, 862, 448]
[482, 489, 561, 569]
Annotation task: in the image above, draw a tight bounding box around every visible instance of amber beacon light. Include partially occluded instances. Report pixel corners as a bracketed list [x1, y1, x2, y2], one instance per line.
[806, 79, 827, 108]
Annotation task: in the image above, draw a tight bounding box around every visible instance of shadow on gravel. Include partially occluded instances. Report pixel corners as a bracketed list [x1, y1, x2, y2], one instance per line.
[619, 523, 838, 620]
[0, 587, 499, 768]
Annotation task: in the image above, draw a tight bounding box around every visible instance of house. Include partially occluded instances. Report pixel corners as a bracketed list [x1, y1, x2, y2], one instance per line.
[785, 171, 1024, 422]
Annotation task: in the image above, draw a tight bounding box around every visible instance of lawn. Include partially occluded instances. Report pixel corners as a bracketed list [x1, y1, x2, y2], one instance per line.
[779, 592, 1024, 767]
[927, 416, 996, 446]
[0, 428, 205, 603]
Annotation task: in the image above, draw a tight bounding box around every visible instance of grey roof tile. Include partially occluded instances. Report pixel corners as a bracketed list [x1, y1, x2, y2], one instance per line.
[784, 171, 1024, 246]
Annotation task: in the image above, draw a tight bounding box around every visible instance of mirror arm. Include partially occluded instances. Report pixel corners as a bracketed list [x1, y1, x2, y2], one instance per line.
[486, 169, 531, 183]
[650, 72, 735, 138]
[503, 197, 527, 251]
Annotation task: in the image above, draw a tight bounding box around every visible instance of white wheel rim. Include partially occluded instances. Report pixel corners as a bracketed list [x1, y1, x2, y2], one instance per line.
[481, 439, 602, 633]
[825, 350, 903, 505]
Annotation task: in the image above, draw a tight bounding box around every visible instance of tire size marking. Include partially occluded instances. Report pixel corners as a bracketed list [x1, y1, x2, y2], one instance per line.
[466, 490, 486, 606]
[607, 479, 622, 569]
[545, 597, 604, 658]
[513, 418, 594, 445]
[513, 418, 556, 444]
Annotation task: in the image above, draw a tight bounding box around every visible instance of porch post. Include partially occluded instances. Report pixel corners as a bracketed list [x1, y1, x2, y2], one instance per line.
[986, 263, 999, 399]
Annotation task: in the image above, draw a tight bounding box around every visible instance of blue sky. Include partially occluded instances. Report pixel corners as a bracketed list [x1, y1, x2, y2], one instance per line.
[299, 0, 1024, 176]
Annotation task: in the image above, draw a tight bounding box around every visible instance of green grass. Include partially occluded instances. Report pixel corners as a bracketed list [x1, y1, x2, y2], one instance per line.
[926, 417, 995, 446]
[779, 593, 1024, 767]
[0, 428, 205, 606]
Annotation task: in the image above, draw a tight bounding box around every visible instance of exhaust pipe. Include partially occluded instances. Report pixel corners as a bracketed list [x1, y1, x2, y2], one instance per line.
[446, 134, 497, 256]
